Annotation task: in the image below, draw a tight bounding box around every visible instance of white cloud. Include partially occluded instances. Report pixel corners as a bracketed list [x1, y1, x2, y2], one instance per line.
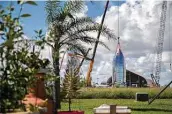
[40, 1, 172, 86]
[82, 1, 172, 86]
[75, 5, 88, 18]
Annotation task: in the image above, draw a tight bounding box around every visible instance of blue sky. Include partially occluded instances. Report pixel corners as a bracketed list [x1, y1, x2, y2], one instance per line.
[1, 1, 125, 38]
[2, 1, 172, 85]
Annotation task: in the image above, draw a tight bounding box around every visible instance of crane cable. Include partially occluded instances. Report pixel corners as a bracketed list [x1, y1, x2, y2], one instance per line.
[118, 0, 120, 38]
[113, 0, 120, 86]
[169, 3, 171, 71]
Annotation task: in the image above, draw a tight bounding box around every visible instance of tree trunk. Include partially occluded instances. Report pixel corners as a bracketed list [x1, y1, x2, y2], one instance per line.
[69, 98, 71, 112]
[53, 47, 61, 114]
[0, 102, 5, 113]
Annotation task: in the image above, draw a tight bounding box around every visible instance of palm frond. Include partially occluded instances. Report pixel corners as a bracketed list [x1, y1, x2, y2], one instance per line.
[45, 0, 61, 24]
[65, 17, 95, 32]
[61, 42, 87, 56]
[64, 23, 116, 41]
[98, 40, 110, 50]
[65, 35, 110, 50]
[53, 0, 84, 23]
[101, 25, 117, 40]
[63, 0, 84, 14]
[60, 34, 95, 45]
[70, 43, 87, 56]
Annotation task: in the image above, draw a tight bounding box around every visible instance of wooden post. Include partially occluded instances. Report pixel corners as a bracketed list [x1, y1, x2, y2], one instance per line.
[110, 105, 116, 114]
[35, 73, 46, 99]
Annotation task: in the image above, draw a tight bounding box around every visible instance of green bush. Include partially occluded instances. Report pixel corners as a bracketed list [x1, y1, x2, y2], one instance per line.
[0, 2, 49, 112]
[75, 88, 172, 99]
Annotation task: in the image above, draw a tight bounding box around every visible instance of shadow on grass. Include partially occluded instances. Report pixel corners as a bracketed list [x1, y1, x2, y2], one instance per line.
[131, 108, 172, 112]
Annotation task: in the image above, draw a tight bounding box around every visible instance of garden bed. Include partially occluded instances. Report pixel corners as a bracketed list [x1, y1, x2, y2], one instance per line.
[58, 111, 84, 114]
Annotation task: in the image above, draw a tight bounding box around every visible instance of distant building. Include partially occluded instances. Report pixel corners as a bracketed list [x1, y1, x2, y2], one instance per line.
[112, 38, 126, 86]
[103, 38, 156, 87]
[106, 70, 155, 87]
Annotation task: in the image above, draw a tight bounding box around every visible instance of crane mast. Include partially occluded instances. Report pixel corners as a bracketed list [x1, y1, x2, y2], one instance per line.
[153, 1, 167, 86]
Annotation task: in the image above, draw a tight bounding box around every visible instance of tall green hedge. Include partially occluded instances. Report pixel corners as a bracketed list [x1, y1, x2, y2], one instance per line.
[76, 88, 172, 99]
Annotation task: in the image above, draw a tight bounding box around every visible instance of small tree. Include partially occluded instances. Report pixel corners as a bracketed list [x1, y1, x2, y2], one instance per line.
[62, 60, 80, 111]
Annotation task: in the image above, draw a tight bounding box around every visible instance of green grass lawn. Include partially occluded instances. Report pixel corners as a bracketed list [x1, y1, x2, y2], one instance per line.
[60, 99, 172, 114]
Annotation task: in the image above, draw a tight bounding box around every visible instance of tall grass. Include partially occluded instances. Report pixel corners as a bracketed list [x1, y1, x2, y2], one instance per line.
[77, 87, 172, 99]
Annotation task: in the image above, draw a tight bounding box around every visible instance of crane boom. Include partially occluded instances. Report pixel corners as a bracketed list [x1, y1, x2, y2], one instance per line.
[86, 0, 109, 86]
[154, 1, 167, 86]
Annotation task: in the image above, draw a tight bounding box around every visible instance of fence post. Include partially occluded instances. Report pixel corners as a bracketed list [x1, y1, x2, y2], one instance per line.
[110, 105, 116, 114]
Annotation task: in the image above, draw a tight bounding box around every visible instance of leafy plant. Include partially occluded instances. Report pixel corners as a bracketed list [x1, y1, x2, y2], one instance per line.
[0, 1, 49, 112]
[44, 72, 58, 100]
[62, 60, 80, 111]
[27, 104, 39, 112]
[26, 99, 48, 113]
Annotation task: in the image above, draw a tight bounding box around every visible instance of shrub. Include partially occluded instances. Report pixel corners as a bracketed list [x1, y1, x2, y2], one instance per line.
[0, 1, 49, 112]
[76, 88, 172, 99]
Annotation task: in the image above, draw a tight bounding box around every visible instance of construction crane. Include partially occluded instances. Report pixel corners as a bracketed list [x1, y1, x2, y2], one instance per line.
[151, 1, 167, 87]
[60, 48, 91, 72]
[86, 0, 109, 87]
[148, 1, 172, 105]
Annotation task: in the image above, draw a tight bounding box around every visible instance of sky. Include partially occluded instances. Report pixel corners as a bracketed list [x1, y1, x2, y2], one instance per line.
[1, 0, 172, 86]
[1, 1, 125, 38]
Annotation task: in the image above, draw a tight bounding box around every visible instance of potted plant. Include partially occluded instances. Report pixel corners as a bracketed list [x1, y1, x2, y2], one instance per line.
[59, 60, 84, 114]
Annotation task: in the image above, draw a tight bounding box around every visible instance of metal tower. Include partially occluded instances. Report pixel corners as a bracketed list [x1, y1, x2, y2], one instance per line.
[153, 1, 167, 86]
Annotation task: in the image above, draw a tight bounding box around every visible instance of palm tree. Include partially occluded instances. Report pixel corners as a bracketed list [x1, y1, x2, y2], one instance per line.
[45, 1, 116, 113]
